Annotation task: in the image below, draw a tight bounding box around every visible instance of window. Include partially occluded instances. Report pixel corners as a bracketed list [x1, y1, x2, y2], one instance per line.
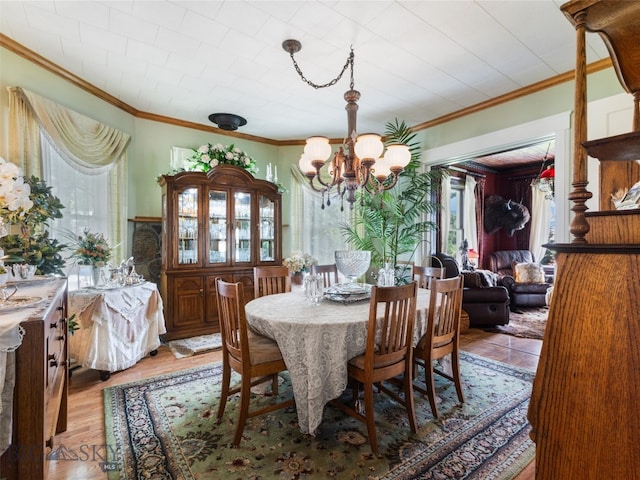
[298, 187, 351, 264]
[446, 178, 465, 257]
[41, 132, 111, 278]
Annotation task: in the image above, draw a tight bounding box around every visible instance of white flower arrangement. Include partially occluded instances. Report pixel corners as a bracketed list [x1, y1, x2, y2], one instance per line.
[187, 143, 258, 175]
[0, 157, 33, 237]
[283, 250, 317, 274]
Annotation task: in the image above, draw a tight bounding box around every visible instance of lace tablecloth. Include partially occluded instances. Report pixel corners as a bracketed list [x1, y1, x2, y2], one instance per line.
[244, 288, 431, 435]
[68, 282, 166, 372]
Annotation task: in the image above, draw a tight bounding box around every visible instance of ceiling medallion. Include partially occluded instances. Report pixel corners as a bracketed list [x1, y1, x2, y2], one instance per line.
[208, 113, 247, 131]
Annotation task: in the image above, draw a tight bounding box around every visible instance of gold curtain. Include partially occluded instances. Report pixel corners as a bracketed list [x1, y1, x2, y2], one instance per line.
[6, 86, 131, 261]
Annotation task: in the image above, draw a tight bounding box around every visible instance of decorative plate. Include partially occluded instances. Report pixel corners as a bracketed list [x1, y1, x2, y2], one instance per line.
[0, 295, 47, 313]
[326, 283, 372, 296]
[323, 291, 371, 304]
[324, 283, 372, 304]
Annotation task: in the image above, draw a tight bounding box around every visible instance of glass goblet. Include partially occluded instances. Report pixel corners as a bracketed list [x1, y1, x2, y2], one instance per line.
[334, 250, 371, 288]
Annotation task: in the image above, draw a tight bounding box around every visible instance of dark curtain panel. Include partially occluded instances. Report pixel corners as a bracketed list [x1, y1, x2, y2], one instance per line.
[474, 177, 486, 265]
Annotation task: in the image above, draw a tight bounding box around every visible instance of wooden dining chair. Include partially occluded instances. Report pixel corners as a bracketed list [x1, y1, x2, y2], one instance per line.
[413, 275, 464, 419]
[215, 278, 295, 446]
[253, 266, 291, 298]
[310, 263, 339, 288]
[413, 264, 446, 289]
[331, 282, 418, 455]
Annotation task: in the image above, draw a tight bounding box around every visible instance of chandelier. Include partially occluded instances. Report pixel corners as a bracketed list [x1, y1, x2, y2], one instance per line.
[531, 144, 555, 200]
[283, 39, 411, 210]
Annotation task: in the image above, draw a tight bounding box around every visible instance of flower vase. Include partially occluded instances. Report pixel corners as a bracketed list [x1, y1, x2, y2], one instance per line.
[92, 264, 102, 287]
[291, 272, 304, 286]
[377, 262, 396, 287]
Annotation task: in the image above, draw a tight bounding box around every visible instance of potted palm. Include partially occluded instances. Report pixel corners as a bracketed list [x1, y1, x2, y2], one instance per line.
[340, 119, 444, 284]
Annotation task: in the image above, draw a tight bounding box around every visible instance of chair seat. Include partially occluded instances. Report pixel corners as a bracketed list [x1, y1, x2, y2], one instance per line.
[348, 352, 403, 370]
[511, 282, 551, 294]
[247, 331, 285, 365]
[415, 335, 452, 351]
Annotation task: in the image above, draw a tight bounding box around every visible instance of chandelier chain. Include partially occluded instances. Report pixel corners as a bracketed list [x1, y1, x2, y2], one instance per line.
[288, 47, 355, 90]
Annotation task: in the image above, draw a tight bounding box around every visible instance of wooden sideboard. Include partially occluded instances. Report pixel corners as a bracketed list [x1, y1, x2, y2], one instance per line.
[0, 279, 68, 480]
[527, 1, 640, 478]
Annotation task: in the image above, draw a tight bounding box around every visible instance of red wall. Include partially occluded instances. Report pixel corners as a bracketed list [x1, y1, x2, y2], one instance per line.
[477, 167, 539, 269]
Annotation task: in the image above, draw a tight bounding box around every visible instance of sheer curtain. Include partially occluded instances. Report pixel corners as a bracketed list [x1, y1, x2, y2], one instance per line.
[529, 186, 552, 262]
[41, 133, 111, 275]
[462, 175, 478, 251]
[7, 87, 130, 262]
[440, 177, 451, 254]
[291, 166, 350, 264]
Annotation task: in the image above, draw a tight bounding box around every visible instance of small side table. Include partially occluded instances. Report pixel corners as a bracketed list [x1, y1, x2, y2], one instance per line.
[68, 282, 166, 380]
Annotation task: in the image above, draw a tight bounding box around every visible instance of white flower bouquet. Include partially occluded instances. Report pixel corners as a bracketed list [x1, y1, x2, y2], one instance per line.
[0, 157, 33, 237]
[283, 251, 317, 273]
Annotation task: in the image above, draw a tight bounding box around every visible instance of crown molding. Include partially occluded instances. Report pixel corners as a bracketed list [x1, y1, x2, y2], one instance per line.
[1, 34, 612, 147]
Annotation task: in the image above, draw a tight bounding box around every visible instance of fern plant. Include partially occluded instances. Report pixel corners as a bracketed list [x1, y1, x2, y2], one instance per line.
[340, 119, 444, 279]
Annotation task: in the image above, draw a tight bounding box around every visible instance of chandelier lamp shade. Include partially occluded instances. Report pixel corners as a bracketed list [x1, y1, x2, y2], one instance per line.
[283, 39, 411, 210]
[532, 164, 555, 200]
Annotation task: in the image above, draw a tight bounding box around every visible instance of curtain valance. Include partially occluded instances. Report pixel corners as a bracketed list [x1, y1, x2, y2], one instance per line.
[7, 86, 130, 175]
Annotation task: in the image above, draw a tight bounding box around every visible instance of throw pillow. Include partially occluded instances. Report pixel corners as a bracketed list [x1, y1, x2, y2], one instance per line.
[462, 272, 483, 288]
[462, 270, 498, 288]
[514, 262, 545, 284]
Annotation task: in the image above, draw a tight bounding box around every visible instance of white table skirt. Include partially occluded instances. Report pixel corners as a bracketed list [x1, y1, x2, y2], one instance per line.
[244, 287, 431, 435]
[69, 282, 166, 372]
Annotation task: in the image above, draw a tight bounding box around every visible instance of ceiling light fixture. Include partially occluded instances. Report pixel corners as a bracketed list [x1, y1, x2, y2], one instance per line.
[283, 39, 411, 210]
[531, 143, 555, 200]
[208, 113, 247, 131]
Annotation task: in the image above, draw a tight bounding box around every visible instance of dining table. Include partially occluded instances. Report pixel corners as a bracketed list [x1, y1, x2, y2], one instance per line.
[68, 281, 166, 380]
[244, 285, 432, 435]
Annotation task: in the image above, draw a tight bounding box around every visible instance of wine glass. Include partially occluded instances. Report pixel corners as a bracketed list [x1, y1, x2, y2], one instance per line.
[334, 250, 371, 289]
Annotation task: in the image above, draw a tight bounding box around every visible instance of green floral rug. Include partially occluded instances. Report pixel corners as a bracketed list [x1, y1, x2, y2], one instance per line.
[103, 352, 534, 479]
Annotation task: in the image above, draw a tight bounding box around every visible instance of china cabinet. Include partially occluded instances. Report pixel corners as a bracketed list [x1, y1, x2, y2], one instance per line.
[527, 1, 640, 478]
[158, 165, 282, 340]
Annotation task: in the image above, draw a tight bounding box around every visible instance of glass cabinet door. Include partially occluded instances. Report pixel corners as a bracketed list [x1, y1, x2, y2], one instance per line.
[234, 191, 251, 262]
[259, 194, 276, 261]
[177, 187, 198, 265]
[208, 190, 227, 264]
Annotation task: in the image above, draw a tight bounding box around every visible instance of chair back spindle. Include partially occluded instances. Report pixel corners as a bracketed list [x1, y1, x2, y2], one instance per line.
[253, 266, 291, 298]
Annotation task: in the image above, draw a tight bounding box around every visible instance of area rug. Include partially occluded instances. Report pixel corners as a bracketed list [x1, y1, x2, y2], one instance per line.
[103, 352, 534, 479]
[166, 333, 223, 358]
[485, 307, 548, 340]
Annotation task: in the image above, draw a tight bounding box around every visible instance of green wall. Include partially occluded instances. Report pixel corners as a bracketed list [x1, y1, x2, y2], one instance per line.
[411, 67, 623, 152]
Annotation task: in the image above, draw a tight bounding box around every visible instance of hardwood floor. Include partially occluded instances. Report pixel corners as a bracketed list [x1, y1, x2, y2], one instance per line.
[48, 329, 539, 480]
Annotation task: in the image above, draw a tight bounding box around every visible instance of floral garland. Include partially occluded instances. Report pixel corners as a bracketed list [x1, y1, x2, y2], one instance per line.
[187, 143, 259, 175]
[283, 251, 317, 274]
[0, 157, 33, 237]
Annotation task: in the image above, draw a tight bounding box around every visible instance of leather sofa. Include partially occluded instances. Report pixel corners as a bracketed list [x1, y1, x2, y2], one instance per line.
[487, 250, 552, 308]
[432, 253, 510, 327]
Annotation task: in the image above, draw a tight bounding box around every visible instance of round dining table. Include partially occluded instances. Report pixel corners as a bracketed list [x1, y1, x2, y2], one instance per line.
[244, 287, 431, 435]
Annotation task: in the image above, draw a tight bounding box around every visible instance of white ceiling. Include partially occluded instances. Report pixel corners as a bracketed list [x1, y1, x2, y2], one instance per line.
[0, 1, 609, 143]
